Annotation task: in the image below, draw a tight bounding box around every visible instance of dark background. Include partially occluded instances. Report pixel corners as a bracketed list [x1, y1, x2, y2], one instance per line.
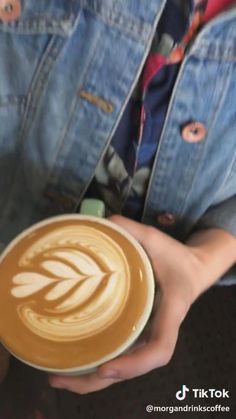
[0, 285, 235, 419]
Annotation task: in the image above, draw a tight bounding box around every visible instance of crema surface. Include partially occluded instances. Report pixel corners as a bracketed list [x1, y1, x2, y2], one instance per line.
[0, 218, 149, 370]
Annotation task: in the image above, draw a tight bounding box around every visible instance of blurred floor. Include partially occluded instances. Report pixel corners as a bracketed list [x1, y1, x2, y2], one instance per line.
[0, 285, 235, 419]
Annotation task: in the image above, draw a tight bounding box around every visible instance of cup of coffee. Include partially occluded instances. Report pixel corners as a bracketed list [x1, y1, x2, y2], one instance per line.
[0, 205, 154, 374]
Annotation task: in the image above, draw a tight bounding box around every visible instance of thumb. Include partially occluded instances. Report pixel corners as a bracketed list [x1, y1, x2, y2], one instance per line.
[98, 293, 185, 380]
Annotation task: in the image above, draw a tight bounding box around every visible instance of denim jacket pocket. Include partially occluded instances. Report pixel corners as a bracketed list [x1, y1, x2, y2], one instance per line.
[0, 0, 80, 36]
[0, 0, 81, 212]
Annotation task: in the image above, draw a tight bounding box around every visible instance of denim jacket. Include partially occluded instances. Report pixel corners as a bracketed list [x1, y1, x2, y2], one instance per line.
[0, 0, 236, 282]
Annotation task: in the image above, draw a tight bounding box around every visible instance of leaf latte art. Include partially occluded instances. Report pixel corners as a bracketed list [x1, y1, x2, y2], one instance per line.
[0, 217, 151, 371]
[11, 225, 130, 342]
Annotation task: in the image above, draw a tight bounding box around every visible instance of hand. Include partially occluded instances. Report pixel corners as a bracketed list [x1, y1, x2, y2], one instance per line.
[49, 216, 236, 394]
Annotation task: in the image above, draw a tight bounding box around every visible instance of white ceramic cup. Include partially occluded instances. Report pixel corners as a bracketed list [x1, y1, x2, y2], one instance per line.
[0, 213, 155, 375]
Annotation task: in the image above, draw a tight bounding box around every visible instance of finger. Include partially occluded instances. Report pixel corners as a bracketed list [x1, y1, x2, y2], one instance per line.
[108, 215, 163, 258]
[109, 215, 152, 243]
[98, 294, 186, 380]
[49, 372, 122, 394]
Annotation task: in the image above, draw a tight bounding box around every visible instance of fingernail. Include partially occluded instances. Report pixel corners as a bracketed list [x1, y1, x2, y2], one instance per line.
[101, 369, 120, 379]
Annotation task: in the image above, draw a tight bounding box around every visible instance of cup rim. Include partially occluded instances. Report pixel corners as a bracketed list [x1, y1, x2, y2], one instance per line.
[0, 214, 155, 374]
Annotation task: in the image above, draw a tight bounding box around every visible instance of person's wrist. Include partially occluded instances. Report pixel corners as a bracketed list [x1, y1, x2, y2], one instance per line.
[186, 245, 214, 300]
[183, 247, 208, 302]
[186, 228, 236, 296]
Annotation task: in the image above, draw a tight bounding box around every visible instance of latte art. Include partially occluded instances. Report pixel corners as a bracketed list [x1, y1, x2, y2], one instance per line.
[0, 217, 152, 371]
[11, 226, 130, 341]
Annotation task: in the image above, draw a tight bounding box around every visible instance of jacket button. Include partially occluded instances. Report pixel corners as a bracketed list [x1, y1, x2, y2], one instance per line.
[181, 122, 206, 143]
[0, 0, 21, 22]
[157, 212, 176, 226]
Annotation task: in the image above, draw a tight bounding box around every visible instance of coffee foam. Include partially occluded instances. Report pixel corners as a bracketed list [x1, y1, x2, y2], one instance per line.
[0, 218, 151, 370]
[11, 225, 130, 341]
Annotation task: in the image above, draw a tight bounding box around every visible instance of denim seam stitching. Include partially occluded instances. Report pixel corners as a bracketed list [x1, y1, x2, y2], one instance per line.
[190, 46, 236, 62]
[82, 4, 152, 44]
[23, 38, 66, 145]
[0, 16, 75, 36]
[42, 26, 104, 195]
[179, 58, 234, 218]
[2, 36, 66, 216]
[0, 95, 26, 107]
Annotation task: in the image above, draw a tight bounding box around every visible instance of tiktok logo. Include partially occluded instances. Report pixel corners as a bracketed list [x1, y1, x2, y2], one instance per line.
[176, 385, 190, 400]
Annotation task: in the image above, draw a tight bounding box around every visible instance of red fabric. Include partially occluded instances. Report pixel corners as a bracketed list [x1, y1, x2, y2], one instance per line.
[204, 0, 235, 22]
[142, 55, 166, 92]
[142, 0, 234, 92]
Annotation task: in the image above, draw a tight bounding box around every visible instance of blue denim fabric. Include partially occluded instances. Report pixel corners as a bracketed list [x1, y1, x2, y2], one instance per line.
[0, 1, 235, 283]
